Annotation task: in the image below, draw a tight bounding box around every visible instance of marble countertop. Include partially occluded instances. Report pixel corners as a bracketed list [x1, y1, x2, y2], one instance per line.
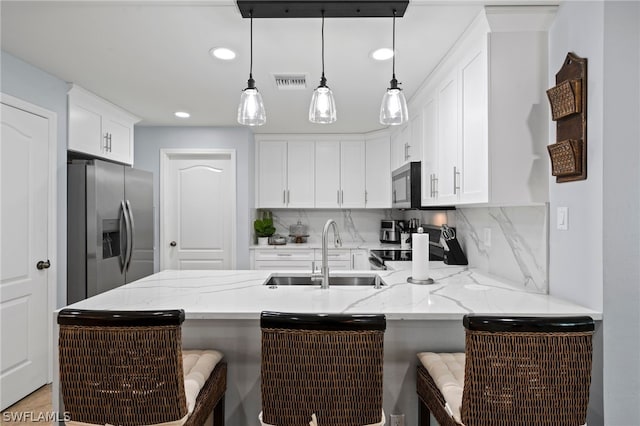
[66, 263, 601, 321]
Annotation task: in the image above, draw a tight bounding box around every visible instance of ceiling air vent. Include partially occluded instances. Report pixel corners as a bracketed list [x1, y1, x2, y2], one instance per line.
[273, 74, 308, 90]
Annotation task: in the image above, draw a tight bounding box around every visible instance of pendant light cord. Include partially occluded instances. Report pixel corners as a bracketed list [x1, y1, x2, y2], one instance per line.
[321, 11, 325, 80]
[392, 9, 396, 80]
[249, 11, 254, 80]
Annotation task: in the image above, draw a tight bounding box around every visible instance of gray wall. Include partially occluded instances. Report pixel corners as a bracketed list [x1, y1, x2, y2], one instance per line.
[549, 2, 640, 424]
[133, 126, 255, 270]
[1, 51, 69, 308]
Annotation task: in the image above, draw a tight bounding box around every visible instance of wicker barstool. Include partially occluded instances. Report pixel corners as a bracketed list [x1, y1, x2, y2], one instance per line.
[58, 309, 227, 426]
[416, 315, 595, 426]
[260, 311, 386, 426]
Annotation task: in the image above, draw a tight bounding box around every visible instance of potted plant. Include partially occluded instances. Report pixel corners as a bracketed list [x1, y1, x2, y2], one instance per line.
[254, 211, 276, 245]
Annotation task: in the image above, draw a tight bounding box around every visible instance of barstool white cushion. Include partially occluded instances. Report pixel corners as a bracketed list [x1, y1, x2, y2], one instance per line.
[417, 352, 465, 424]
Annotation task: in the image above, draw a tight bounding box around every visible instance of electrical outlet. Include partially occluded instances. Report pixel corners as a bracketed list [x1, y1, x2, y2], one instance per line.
[557, 207, 569, 230]
[483, 227, 492, 247]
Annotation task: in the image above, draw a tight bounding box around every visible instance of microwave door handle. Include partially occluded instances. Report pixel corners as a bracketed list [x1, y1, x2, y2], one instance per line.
[125, 200, 135, 271]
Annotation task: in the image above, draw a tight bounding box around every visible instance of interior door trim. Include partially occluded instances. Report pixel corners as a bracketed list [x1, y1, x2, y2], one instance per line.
[159, 148, 237, 270]
[0, 92, 57, 384]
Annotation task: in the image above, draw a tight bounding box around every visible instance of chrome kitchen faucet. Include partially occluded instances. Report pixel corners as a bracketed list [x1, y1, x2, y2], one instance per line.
[311, 219, 342, 289]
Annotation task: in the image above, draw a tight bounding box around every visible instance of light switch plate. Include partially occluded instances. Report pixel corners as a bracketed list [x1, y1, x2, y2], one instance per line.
[557, 207, 568, 230]
[483, 227, 492, 247]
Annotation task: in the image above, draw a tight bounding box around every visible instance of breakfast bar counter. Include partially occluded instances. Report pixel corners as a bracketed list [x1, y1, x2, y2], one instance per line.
[55, 264, 601, 425]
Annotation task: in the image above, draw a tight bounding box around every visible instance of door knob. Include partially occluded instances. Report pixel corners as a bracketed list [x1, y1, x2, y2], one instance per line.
[170, 241, 177, 247]
[36, 260, 51, 270]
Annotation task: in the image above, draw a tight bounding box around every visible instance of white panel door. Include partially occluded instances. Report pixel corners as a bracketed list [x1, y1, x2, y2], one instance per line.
[365, 136, 391, 208]
[286, 141, 315, 208]
[162, 151, 235, 270]
[340, 141, 366, 208]
[314, 141, 341, 208]
[257, 141, 287, 208]
[1, 103, 50, 409]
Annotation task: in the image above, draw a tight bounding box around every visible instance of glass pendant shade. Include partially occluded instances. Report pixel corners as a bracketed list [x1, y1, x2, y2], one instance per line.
[309, 79, 337, 124]
[380, 80, 408, 125]
[238, 79, 266, 126]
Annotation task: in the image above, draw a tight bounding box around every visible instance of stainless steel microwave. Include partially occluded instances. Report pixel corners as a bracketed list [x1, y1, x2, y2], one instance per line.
[392, 162, 421, 209]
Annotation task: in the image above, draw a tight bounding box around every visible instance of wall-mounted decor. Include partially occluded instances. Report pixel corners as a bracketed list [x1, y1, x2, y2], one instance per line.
[546, 52, 587, 183]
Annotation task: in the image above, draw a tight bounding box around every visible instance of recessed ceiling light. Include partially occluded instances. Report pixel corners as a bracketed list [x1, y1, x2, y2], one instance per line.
[371, 48, 394, 61]
[210, 47, 236, 61]
[174, 111, 190, 118]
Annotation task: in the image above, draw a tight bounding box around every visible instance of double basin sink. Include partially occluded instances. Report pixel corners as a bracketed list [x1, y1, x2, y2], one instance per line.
[264, 273, 386, 289]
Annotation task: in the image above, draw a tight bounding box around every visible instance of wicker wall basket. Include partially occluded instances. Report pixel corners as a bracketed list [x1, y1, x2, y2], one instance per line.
[547, 139, 583, 177]
[546, 79, 582, 121]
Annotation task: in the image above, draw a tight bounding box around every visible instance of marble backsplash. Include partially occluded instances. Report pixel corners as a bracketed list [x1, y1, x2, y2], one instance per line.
[454, 206, 549, 294]
[403, 206, 549, 294]
[259, 209, 391, 245]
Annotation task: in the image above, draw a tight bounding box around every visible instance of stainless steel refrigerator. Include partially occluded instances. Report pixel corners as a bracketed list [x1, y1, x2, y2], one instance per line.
[67, 159, 153, 304]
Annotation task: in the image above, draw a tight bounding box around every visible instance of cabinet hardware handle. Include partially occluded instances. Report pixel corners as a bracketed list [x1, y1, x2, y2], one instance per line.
[283, 190, 286, 205]
[393, 190, 396, 203]
[108, 133, 112, 152]
[341, 190, 344, 205]
[36, 259, 51, 270]
[453, 167, 461, 195]
[351, 253, 355, 269]
[365, 190, 368, 204]
[287, 190, 290, 204]
[337, 190, 340, 205]
[276, 253, 292, 257]
[433, 175, 439, 197]
[103, 133, 109, 151]
[429, 174, 434, 198]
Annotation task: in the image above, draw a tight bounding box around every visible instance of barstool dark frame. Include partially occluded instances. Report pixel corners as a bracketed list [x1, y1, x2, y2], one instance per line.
[58, 309, 226, 426]
[417, 315, 595, 426]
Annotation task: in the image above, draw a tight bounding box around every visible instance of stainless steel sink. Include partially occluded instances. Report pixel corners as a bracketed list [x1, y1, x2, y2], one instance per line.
[264, 274, 386, 288]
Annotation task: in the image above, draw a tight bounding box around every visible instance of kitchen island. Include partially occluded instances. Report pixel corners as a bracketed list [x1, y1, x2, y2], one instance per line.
[54, 263, 601, 426]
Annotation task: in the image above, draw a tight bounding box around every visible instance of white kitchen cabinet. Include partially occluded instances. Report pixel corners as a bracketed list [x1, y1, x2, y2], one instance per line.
[251, 248, 315, 270]
[351, 249, 370, 270]
[68, 84, 139, 165]
[413, 7, 551, 207]
[256, 139, 315, 208]
[435, 70, 460, 205]
[421, 92, 439, 206]
[390, 117, 421, 172]
[315, 140, 366, 208]
[364, 135, 391, 208]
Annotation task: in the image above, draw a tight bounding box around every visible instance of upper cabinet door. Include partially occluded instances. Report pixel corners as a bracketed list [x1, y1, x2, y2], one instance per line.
[435, 70, 460, 204]
[286, 141, 315, 208]
[458, 43, 488, 204]
[102, 114, 133, 165]
[257, 140, 287, 208]
[421, 92, 439, 206]
[340, 140, 366, 208]
[314, 140, 341, 208]
[365, 135, 391, 208]
[68, 95, 104, 158]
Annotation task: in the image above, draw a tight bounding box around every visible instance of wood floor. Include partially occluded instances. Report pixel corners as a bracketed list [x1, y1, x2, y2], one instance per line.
[1, 385, 53, 425]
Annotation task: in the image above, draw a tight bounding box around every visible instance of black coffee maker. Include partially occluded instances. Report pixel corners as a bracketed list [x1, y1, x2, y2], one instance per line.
[441, 225, 468, 265]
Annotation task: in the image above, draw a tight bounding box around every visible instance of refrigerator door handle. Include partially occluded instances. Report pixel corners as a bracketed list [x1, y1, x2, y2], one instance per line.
[125, 200, 135, 271]
[121, 200, 132, 273]
[119, 201, 128, 271]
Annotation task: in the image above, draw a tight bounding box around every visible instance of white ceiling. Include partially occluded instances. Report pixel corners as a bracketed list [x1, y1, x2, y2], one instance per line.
[1, 1, 539, 134]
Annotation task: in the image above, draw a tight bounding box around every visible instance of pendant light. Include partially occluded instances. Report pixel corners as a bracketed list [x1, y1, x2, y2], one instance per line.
[237, 10, 266, 126]
[379, 9, 408, 126]
[309, 11, 337, 124]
